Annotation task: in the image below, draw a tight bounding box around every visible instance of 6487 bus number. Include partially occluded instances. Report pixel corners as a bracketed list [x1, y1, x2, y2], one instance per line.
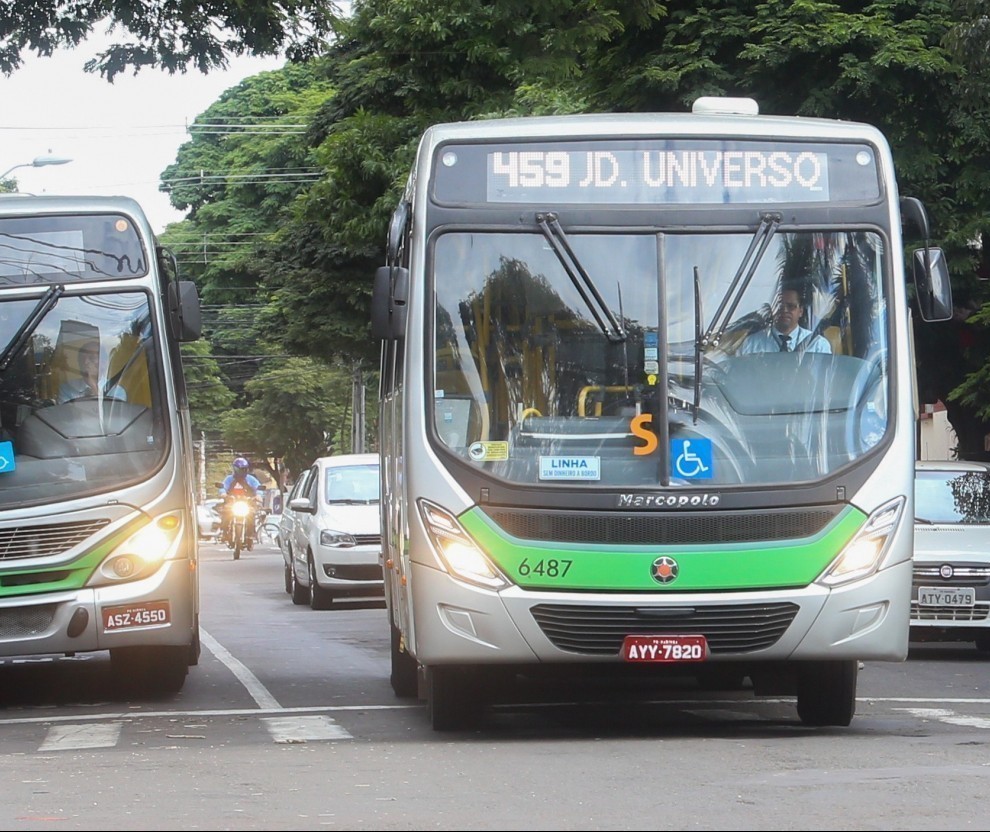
[517, 558, 573, 578]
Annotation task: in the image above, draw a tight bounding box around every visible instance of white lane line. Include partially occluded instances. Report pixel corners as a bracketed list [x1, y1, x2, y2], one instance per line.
[200, 628, 281, 710]
[39, 722, 123, 751]
[262, 714, 353, 743]
[896, 707, 990, 730]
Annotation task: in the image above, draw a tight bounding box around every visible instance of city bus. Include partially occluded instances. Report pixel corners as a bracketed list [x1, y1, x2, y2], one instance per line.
[372, 98, 953, 730]
[0, 195, 202, 694]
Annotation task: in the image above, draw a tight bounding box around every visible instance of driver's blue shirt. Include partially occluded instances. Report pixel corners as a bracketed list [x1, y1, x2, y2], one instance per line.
[737, 325, 832, 355]
[220, 473, 260, 496]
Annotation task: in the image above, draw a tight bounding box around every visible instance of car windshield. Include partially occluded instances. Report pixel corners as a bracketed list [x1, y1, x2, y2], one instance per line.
[916, 469, 990, 524]
[432, 229, 889, 488]
[325, 464, 380, 504]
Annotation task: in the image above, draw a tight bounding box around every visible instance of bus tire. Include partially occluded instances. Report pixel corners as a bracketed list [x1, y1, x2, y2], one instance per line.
[390, 622, 419, 698]
[796, 659, 857, 727]
[112, 645, 188, 697]
[426, 665, 484, 731]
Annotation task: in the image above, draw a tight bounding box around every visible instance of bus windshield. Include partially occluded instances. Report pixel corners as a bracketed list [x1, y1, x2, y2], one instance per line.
[432, 228, 888, 487]
[0, 288, 165, 508]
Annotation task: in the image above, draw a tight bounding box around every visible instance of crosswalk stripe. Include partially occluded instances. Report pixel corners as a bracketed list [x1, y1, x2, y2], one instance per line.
[39, 722, 123, 751]
[262, 714, 352, 742]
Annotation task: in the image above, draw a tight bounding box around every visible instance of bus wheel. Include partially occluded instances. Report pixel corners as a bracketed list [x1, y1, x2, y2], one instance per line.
[112, 646, 188, 697]
[426, 666, 484, 731]
[390, 622, 419, 698]
[796, 660, 857, 727]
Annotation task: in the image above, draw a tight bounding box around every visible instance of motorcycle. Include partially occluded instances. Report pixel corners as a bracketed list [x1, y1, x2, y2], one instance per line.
[221, 492, 256, 560]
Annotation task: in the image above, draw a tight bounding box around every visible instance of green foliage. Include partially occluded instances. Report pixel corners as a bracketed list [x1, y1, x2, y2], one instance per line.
[156, 0, 990, 458]
[218, 356, 356, 478]
[0, 0, 343, 80]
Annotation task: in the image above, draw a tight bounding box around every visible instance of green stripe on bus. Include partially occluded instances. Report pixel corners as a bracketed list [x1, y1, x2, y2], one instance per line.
[0, 519, 148, 598]
[459, 506, 867, 591]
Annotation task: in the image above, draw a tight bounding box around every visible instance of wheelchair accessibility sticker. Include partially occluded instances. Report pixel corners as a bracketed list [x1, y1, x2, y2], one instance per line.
[0, 441, 15, 474]
[671, 438, 712, 480]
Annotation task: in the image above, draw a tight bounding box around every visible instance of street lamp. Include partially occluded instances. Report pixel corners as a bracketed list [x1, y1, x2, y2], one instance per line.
[0, 154, 73, 181]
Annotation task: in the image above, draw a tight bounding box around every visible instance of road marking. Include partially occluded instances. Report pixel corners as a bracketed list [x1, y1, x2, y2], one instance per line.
[200, 628, 281, 710]
[262, 714, 352, 742]
[895, 707, 990, 730]
[38, 722, 123, 751]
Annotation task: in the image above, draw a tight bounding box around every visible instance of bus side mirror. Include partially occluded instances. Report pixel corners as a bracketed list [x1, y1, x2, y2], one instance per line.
[167, 280, 202, 342]
[901, 196, 930, 241]
[371, 265, 408, 340]
[912, 247, 953, 322]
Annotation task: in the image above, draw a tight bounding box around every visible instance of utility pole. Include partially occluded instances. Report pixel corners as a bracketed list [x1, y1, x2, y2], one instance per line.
[199, 430, 207, 501]
[352, 364, 365, 453]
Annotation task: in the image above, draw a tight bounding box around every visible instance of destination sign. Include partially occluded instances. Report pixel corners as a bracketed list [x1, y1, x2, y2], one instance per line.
[431, 140, 881, 206]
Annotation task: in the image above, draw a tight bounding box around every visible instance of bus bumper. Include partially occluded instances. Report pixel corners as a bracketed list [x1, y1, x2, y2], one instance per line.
[0, 558, 196, 659]
[407, 557, 911, 666]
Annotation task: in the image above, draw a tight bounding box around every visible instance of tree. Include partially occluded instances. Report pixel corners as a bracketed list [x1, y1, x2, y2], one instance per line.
[0, 1, 343, 80]
[218, 356, 355, 480]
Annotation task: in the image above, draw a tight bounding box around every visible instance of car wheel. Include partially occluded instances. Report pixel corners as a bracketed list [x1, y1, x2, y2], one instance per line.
[283, 563, 293, 594]
[290, 560, 309, 605]
[309, 557, 333, 611]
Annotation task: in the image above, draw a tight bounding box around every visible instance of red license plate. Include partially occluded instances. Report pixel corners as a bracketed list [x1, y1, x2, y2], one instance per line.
[102, 600, 171, 631]
[622, 634, 708, 662]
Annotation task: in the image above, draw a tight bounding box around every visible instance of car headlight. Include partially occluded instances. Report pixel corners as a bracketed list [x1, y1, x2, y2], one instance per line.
[418, 499, 509, 590]
[817, 496, 904, 587]
[320, 529, 357, 547]
[87, 511, 185, 587]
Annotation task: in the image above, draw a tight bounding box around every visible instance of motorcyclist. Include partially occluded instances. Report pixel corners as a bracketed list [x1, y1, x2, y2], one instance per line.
[218, 457, 261, 544]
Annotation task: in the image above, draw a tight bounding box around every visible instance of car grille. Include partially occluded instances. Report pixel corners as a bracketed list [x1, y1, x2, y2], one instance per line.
[0, 520, 110, 561]
[530, 601, 800, 655]
[0, 604, 57, 638]
[324, 564, 383, 582]
[910, 602, 990, 622]
[912, 564, 990, 586]
[353, 534, 381, 546]
[482, 506, 840, 545]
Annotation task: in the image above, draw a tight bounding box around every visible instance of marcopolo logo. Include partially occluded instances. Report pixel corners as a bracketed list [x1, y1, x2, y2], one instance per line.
[617, 493, 720, 508]
[651, 556, 679, 584]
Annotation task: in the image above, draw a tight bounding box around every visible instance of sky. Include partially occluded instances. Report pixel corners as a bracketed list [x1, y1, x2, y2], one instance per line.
[1, 36, 284, 234]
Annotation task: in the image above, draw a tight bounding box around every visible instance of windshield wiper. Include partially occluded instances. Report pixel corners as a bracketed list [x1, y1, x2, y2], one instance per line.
[692, 266, 703, 423]
[0, 283, 64, 373]
[700, 212, 781, 350]
[537, 212, 626, 342]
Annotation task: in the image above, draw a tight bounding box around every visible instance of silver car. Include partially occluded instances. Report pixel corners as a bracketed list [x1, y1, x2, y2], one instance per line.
[912, 459, 990, 652]
[286, 454, 383, 609]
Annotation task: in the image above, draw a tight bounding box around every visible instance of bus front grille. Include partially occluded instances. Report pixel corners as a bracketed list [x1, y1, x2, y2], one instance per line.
[531, 602, 800, 655]
[0, 520, 110, 561]
[0, 604, 57, 638]
[483, 506, 839, 545]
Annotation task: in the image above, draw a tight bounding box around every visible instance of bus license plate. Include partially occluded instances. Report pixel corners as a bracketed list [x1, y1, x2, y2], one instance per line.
[917, 586, 976, 607]
[622, 634, 708, 662]
[102, 600, 172, 631]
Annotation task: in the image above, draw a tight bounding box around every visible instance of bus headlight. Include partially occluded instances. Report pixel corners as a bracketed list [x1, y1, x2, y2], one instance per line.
[418, 499, 509, 590]
[817, 496, 904, 587]
[88, 511, 185, 587]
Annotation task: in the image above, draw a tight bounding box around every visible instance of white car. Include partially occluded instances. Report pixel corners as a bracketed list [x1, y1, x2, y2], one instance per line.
[196, 498, 222, 540]
[912, 459, 990, 652]
[286, 454, 383, 609]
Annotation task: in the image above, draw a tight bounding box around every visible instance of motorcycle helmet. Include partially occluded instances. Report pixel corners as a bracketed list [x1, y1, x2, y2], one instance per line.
[233, 457, 250, 471]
